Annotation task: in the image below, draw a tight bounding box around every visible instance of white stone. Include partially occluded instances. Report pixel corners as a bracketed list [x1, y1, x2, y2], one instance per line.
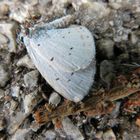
[11, 129, 31, 140]
[62, 117, 84, 140]
[10, 3, 30, 23]
[49, 92, 61, 106]
[103, 129, 116, 140]
[0, 22, 18, 52]
[0, 3, 9, 16]
[0, 116, 6, 131]
[24, 90, 41, 113]
[24, 70, 39, 89]
[0, 33, 9, 47]
[16, 55, 35, 69]
[0, 64, 9, 87]
[0, 89, 5, 99]
[10, 86, 20, 98]
[10, 99, 19, 113]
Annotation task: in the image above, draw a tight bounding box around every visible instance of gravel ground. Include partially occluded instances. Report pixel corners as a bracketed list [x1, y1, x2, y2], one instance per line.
[0, 0, 140, 140]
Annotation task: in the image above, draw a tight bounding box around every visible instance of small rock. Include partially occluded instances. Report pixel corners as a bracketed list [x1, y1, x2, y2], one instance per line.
[62, 117, 84, 140]
[49, 91, 61, 106]
[24, 90, 41, 113]
[109, 2, 122, 9]
[0, 3, 9, 16]
[0, 21, 18, 52]
[78, 2, 110, 26]
[97, 38, 114, 59]
[10, 86, 20, 98]
[43, 130, 57, 140]
[114, 27, 131, 42]
[10, 99, 19, 112]
[10, 3, 30, 23]
[103, 129, 116, 140]
[0, 89, 5, 100]
[121, 131, 130, 140]
[100, 60, 115, 88]
[130, 32, 138, 44]
[0, 64, 10, 87]
[24, 70, 39, 89]
[0, 116, 6, 131]
[110, 102, 121, 118]
[122, 11, 131, 23]
[95, 131, 103, 140]
[0, 33, 9, 48]
[7, 111, 27, 134]
[30, 121, 41, 132]
[11, 129, 31, 140]
[83, 123, 95, 138]
[135, 116, 140, 127]
[26, 0, 39, 6]
[16, 55, 35, 69]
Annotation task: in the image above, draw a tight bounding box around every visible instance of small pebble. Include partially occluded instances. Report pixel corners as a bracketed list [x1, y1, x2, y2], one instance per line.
[10, 3, 30, 23]
[10, 99, 19, 112]
[43, 130, 57, 140]
[97, 38, 114, 59]
[24, 70, 39, 89]
[0, 64, 10, 87]
[130, 32, 138, 44]
[95, 131, 103, 140]
[100, 60, 115, 88]
[16, 55, 35, 69]
[0, 22, 18, 52]
[110, 102, 121, 118]
[135, 116, 140, 127]
[11, 129, 31, 140]
[0, 116, 6, 131]
[0, 89, 5, 100]
[0, 33, 9, 48]
[10, 86, 20, 98]
[24, 90, 41, 113]
[103, 129, 116, 140]
[0, 3, 9, 16]
[62, 117, 84, 140]
[49, 91, 61, 106]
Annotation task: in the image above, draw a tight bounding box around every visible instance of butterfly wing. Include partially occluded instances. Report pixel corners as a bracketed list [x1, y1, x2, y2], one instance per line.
[25, 39, 96, 102]
[30, 25, 95, 72]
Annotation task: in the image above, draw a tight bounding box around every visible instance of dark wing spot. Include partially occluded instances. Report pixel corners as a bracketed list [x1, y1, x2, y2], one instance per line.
[38, 44, 40, 46]
[68, 31, 70, 34]
[68, 79, 71, 82]
[69, 53, 71, 56]
[56, 78, 59, 81]
[62, 36, 65, 38]
[50, 57, 54, 61]
[71, 72, 74, 76]
[87, 36, 89, 38]
[70, 47, 73, 50]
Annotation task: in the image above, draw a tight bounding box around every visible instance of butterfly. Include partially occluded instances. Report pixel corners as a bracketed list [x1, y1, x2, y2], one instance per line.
[23, 20, 96, 102]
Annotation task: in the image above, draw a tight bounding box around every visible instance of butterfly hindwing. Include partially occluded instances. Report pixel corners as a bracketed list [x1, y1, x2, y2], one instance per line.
[25, 38, 95, 102]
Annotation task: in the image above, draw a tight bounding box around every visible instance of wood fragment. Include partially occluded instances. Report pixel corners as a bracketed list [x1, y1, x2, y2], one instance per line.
[34, 87, 140, 124]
